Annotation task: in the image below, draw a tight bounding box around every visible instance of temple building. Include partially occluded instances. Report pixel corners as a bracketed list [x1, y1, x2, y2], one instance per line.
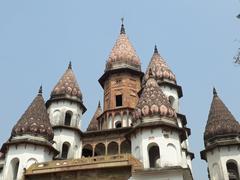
[0, 21, 239, 180]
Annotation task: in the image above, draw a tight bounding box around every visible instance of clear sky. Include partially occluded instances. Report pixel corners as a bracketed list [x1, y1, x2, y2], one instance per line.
[0, 0, 239, 179]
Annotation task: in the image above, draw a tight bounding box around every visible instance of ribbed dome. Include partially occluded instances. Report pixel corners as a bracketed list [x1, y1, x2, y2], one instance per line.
[134, 73, 177, 120]
[204, 88, 240, 142]
[105, 23, 141, 72]
[143, 46, 176, 85]
[87, 101, 102, 131]
[11, 87, 54, 141]
[50, 62, 83, 102]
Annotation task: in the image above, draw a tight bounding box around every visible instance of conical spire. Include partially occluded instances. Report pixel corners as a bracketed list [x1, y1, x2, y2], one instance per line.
[204, 88, 240, 142]
[143, 45, 176, 85]
[87, 101, 102, 131]
[50, 63, 83, 102]
[105, 20, 141, 72]
[11, 87, 54, 141]
[134, 77, 176, 120]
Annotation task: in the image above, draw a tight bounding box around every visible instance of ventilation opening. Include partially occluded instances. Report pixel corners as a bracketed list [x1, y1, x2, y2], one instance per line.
[115, 121, 122, 128]
[116, 95, 122, 107]
[227, 161, 240, 180]
[64, 111, 72, 126]
[148, 144, 160, 168]
[62, 143, 70, 159]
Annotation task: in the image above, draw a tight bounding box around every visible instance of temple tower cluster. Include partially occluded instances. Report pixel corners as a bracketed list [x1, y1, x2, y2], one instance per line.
[0, 21, 239, 180]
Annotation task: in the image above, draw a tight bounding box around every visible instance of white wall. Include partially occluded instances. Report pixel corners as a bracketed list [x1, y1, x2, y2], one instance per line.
[160, 85, 179, 113]
[206, 145, 240, 180]
[47, 100, 83, 159]
[53, 128, 82, 159]
[131, 124, 190, 169]
[48, 100, 83, 129]
[2, 144, 54, 180]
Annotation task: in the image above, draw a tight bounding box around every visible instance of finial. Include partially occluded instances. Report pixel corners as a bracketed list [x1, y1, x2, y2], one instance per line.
[98, 100, 101, 108]
[154, 45, 158, 54]
[120, 17, 125, 34]
[38, 85, 43, 95]
[68, 61, 72, 69]
[213, 87, 217, 96]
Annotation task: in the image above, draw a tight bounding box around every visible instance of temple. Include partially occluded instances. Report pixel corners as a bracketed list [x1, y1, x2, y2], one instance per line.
[0, 21, 239, 180]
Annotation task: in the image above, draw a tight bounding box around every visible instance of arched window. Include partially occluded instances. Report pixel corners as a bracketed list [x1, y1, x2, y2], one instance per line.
[148, 143, 160, 168]
[64, 111, 72, 126]
[9, 158, 20, 180]
[227, 160, 240, 180]
[120, 140, 131, 154]
[115, 121, 122, 128]
[108, 142, 118, 155]
[82, 144, 93, 157]
[95, 143, 106, 156]
[62, 142, 70, 159]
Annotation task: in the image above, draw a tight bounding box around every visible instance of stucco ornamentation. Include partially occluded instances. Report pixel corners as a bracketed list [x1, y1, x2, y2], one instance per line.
[12, 87, 54, 141]
[134, 77, 177, 120]
[143, 46, 176, 85]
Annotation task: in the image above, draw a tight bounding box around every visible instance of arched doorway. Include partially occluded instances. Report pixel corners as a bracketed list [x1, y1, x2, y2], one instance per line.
[227, 160, 240, 180]
[82, 144, 93, 157]
[108, 142, 118, 155]
[62, 142, 70, 159]
[148, 143, 160, 168]
[120, 140, 131, 154]
[8, 158, 20, 180]
[95, 143, 105, 156]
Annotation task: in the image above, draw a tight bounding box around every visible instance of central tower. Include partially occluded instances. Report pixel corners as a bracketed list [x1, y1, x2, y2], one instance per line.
[98, 21, 144, 130]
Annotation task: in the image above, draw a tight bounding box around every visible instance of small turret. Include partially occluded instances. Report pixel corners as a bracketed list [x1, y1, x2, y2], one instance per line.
[201, 88, 240, 180]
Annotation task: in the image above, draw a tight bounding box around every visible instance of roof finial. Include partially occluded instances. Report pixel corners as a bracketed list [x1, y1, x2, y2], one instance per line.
[120, 17, 126, 34]
[38, 85, 43, 95]
[213, 87, 217, 96]
[68, 61, 72, 69]
[98, 100, 101, 108]
[154, 45, 158, 54]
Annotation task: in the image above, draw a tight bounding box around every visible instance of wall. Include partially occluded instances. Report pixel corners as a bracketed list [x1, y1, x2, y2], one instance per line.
[131, 122, 190, 169]
[53, 128, 82, 159]
[48, 100, 83, 129]
[206, 145, 240, 180]
[2, 143, 53, 180]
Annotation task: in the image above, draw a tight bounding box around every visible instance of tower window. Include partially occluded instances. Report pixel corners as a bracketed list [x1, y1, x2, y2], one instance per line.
[64, 111, 72, 126]
[227, 161, 240, 180]
[148, 143, 160, 168]
[116, 95, 122, 107]
[62, 142, 70, 159]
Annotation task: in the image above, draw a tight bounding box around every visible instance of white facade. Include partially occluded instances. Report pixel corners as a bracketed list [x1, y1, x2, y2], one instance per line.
[53, 128, 82, 159]
[159, 84, 179, 113]
[206, 144, 240, 180]
[47, 100, 83, 159]
[131, 117, 190, 169]
[48, 100, 83, 129]
[2, 142, 54, 180]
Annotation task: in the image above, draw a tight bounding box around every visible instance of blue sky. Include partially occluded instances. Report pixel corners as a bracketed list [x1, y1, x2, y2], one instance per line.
[0, 0, 239, 179]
